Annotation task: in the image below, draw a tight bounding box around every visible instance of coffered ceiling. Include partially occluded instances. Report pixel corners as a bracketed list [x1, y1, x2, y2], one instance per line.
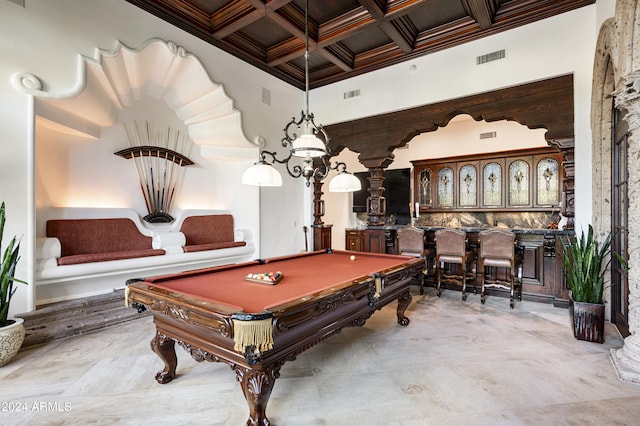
[126, 0, 594, 89]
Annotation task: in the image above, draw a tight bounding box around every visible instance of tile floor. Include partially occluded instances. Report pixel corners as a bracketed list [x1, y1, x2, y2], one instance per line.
[3, 287, 640, 425]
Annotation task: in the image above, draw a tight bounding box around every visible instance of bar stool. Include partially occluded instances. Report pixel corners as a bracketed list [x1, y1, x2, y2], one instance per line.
[435, 229, 476, 301]
[397, 226, 435, 294]
[478, 229, 523, 309]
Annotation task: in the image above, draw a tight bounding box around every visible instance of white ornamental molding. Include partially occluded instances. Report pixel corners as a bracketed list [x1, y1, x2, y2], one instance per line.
[12, 38, 258, 159]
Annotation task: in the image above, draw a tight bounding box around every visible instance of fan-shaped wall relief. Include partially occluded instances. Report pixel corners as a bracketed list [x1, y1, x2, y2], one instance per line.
[13, 38, 257, 221]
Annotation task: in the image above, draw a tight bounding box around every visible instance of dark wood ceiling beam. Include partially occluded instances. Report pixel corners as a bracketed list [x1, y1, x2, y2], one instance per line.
[210, 1, 264, 39]
[266, 3, 307, 42]
[461, 0, 497, 30]
[494, 0, 593, 24]
[380, 16, 416, 53]
[266, 38, 304, 65]
[357, 0, 386, 20]
[224, 31, 269, 62]
[275, 61, 304, 84]
[317, 7, 378, 47]
[414, 17, 479, 51]
[385, 0, 435, 20]
[353, 41, 406, 69]
[320, 43, 355, 71]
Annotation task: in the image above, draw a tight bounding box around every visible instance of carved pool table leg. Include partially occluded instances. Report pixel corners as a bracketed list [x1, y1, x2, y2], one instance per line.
[233, 362, 283, 426]
[150, 331, 177, 384]
[396, 290, 413, 326]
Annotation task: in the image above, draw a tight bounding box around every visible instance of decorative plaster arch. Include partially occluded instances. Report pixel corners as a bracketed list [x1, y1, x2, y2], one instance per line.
[11, 38, 257, 159]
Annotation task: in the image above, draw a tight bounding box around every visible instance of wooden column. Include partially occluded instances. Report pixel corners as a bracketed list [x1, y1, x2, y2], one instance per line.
[312, 177, 325, 226]
[549, 138, 575, 230]
[366, 167, 386, 226]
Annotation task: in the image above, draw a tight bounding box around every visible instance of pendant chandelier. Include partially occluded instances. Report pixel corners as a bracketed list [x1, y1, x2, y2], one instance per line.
[242, 0, 361, 193]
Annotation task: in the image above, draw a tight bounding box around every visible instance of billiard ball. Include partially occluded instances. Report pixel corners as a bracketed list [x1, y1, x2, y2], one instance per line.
[350, 255, 356, 261]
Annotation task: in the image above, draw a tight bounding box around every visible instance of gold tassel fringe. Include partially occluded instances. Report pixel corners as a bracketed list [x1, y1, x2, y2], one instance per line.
[232, 317, 274, 353]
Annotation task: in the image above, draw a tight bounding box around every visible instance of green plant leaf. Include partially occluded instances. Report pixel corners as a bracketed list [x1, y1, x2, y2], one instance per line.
[0, 201, 28, 327]
[562, 224, 617, 304]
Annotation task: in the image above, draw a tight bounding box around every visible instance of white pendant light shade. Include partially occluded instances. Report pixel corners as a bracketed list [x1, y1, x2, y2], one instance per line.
[242, 162, 283, 186]
[328, 171, 362, 192]
[291, 133, 327, 158]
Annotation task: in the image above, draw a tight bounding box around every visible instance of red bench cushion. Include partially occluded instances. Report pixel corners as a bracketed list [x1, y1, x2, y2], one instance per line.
[180, 214, 237, 246]
[47, 218, 154, 256]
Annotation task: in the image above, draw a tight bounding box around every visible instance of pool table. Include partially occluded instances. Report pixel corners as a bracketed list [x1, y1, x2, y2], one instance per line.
[126, 249, 424, 425]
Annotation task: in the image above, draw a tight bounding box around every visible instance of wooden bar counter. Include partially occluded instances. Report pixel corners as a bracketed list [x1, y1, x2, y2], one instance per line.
[426, 227, 571, 307]
[347, 226, 572, 307]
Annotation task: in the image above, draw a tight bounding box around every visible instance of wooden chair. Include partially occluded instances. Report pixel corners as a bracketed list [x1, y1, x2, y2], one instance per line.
[478, 229, 523, 309]
[396, 226, 435, 294]
[435, 229, 476, 301]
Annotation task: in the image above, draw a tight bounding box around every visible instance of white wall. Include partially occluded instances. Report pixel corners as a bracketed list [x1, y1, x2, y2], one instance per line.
[313, 5, 603, 244]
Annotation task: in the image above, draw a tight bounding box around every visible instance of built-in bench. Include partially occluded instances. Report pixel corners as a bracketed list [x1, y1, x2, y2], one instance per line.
[46, 218, 166, 265]
[35, 208, 255, 305]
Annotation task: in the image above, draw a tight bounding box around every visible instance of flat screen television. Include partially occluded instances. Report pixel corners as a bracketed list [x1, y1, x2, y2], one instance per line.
[352, 168, 411, 220]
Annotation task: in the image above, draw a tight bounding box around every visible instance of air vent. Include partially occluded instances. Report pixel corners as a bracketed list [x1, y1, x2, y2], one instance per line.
[477, 49, 506, 65]
[480, 131, 497, 139]
[343, 89, 361, 99]
[261, 87, 271, 105]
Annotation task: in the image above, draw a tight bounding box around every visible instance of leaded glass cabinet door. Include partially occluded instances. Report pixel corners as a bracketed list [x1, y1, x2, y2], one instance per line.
[436, 166, 454, 207]
[458, 162, 478, 207]
[417, 167, 433, 208]
[481, 160, 504, 207]
[508, 159, 531, 206]
[535, 156, 560, 206]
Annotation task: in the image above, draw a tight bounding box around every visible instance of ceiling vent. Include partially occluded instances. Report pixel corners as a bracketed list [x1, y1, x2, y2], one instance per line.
[477, 49, 506, 65]
[343, 89, 361, 99]
[480, 131, 497, 139]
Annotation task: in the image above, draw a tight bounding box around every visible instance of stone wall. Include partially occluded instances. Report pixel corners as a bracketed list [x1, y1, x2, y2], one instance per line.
[592, 0, 640, 384]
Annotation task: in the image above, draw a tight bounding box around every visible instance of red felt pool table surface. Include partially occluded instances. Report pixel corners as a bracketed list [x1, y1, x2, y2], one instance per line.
[143, 250, 415, 313]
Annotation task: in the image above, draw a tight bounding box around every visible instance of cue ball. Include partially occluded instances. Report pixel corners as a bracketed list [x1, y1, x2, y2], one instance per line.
[350, 255, 356, 261]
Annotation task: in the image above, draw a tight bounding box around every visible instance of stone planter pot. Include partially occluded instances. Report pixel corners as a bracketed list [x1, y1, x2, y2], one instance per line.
[0, 317, 25, 366]
[569, 295, 605, 343]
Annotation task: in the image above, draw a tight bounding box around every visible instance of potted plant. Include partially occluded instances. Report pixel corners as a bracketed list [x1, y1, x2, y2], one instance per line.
[562, 224, 618, 343]
[0, 201, 27, 366]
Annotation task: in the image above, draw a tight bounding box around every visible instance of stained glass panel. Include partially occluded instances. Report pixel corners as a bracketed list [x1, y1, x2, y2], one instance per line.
[509, 160, 529, 205]
[418, 169, 432, 206]
[459, 164, 477, 206]
[437, 167, 454, 207]
[537, 157, 559, 205]
[483, 162, 502, 206]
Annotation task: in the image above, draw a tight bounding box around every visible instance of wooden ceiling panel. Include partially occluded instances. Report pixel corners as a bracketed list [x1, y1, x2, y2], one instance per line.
[410, 0, 469, 31]
[339, 24, 391, 55]
[126, 0, 595, 89]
